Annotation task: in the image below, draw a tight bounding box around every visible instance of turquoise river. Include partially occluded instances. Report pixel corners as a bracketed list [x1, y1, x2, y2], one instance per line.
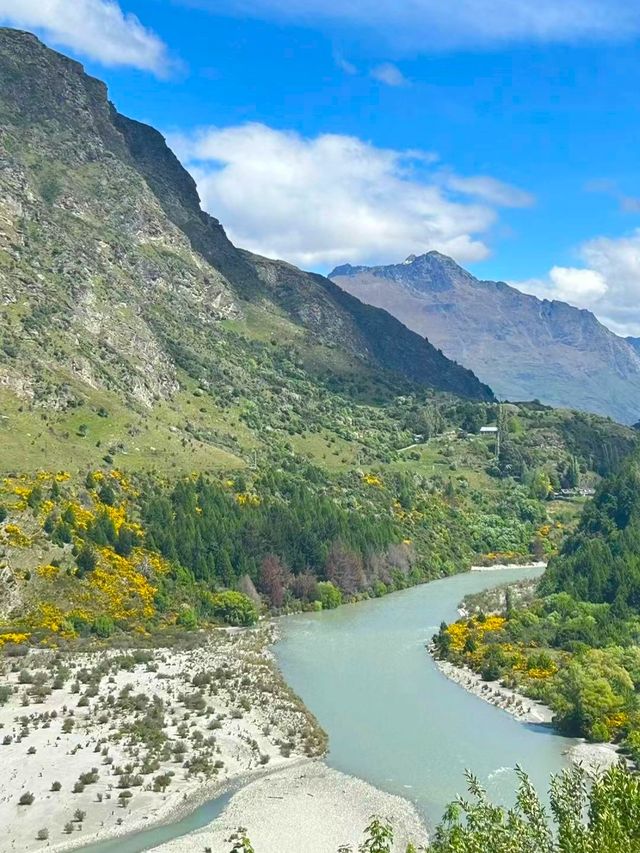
[80, 566, 576, 852]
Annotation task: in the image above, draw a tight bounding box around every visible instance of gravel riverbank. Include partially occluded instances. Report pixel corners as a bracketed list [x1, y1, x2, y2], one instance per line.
[150, 761, 429, 853]
[0, 626, 325, 853]
[470, 562, 547, 572]
[433, 657, 622, 774]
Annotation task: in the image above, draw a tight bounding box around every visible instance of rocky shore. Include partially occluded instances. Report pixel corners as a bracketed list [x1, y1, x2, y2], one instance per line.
[0, 626, 325, 853]
[470, 561, 547, 572]
[433, 657, 621, 773]
[434, 657, 553, 724]
[153, 761, 429, 853]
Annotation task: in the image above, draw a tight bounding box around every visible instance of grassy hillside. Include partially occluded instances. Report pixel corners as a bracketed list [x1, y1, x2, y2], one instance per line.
[1, 400, 634, 645]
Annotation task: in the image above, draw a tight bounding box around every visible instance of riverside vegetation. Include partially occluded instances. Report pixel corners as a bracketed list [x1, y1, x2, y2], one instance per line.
[0, 405, 633, 644]
[435, 454, 640, 767]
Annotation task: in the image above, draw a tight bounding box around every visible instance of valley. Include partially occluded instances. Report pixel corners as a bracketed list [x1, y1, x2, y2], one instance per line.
[1, 22, 640, 853]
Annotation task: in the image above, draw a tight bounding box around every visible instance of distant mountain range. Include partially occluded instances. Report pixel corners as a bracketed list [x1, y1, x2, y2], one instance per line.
[331, 252, 640, 424]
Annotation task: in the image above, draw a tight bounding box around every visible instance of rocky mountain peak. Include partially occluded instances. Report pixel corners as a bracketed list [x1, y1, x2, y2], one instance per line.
[331, 251, 640, 423]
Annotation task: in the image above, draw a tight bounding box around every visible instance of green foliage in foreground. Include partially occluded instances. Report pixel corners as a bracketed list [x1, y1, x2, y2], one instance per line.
[431, 764, 640, 853]
[236, 764, 640, 852]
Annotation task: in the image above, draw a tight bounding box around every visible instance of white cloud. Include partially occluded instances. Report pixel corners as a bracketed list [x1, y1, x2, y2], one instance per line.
[585, 179, 640, 214]
[370, 62, 408, 86]
[171, 122, 530, 268]
[518, 267, 607, 302]
[515, 230, 640, 336]
[335, 54, 357, 75]
[188, 0, 640, 49]
[446, 174, 535, 208]
[0, 0, 171, 75]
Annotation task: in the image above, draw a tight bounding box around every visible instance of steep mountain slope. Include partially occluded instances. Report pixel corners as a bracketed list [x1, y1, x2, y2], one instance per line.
[0, 26, 491, 455]
[331, 253, 640, 424]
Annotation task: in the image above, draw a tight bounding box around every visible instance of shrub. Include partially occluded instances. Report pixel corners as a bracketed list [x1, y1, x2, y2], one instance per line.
[317, 581, 342, 610]
[92, 615, 115, 638]
[118, 790, 132, 806]
[18, 791, 34, 805]
[76, 544, 97, 577]
[176, 607, 198, 630]
[206, 591, 259, 627]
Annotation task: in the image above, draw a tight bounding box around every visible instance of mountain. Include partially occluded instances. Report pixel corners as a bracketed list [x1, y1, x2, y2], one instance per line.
[0, 27, 491, 461]
[1, 26, 638, 637]
[330, 252, 640, 424]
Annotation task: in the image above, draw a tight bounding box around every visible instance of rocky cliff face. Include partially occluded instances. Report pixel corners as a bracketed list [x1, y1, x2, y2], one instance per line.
[331, 252, 640, 424]
[0, 28, 492, 413]
[0, 29, 238, 408]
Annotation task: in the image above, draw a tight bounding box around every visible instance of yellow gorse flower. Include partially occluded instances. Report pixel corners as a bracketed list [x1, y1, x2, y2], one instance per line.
[0, 631, 30, 646]
[362, 473, 383, 487]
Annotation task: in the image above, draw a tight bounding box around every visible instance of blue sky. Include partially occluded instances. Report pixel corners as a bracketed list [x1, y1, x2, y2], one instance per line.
[2, 0, 640, 334]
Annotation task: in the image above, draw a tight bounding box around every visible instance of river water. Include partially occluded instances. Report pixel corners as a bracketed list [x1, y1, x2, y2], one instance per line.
[79, 566, 575, 851]
[275, 566, 576, 826]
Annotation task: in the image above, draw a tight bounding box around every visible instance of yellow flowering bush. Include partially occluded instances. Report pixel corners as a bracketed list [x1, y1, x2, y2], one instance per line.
[236, 492, 261, 507]
[100, 502, 127, 531]
[64, 501, 95, 530]
[362, 473, 383, 487]
[1, 523, 30, 547]
[30, 602, 67, 633]
[606, 712, 629, 733]
[35, 471, 71, 483]
[109, 469, 138, 496]
[446, 615, 506, 652]
[88, 548, 157, 620]
[447, 621, 469, 652]
[37, 564, 60, 580]
[0, 631, 30, 646]
[132, 548, 169, 575]
[527, 666, 557, 680]
[482, 615, 506, 632]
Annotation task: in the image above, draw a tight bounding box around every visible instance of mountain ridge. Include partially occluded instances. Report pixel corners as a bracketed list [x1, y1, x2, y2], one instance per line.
[330, 252, 640, 424]
[0, 25, 492, 437]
